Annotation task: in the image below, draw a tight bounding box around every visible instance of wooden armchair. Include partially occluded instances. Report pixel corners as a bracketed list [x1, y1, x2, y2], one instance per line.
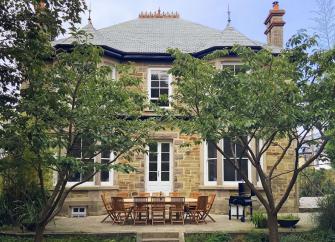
[116, 191, 129, 198]
[169, 197, 185, 224]
[151, 196, 166, 224]
[133, 197, 150, 224]
[110, 197, 133, 224]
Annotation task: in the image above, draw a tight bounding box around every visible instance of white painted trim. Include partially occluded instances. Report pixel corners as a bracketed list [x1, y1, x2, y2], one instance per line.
[147, 68, 172, 109]
[145, 142, 173, 194]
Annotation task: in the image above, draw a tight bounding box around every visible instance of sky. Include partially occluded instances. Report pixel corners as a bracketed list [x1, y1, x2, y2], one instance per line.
[69, 0, 320, 45]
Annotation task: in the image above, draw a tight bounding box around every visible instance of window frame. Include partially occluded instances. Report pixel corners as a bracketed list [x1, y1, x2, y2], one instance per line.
[147, 68, 172, 109]
[221, 62, 242, 75]
[203, 141, 218, 186]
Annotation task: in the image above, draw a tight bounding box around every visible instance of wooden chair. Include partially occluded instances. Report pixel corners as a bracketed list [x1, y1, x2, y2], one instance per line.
[169, 197, 185, 224]
[117, 191, 129, 198]
[151, 196, 166, 224]
[100, 194, 115, 223]
[188, 195, 208, 224]
[151, 192, 163, 197]
[202, 193, 216, 222]
[138, 192, 150, 197]
[133, 197, 150, 224]
[190, 191, 201, 199]
[169, 192, 181, 197]
[110, 197, 133, 224]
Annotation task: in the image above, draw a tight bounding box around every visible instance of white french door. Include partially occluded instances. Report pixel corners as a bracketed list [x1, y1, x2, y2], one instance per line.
[146, 142, 172, 195]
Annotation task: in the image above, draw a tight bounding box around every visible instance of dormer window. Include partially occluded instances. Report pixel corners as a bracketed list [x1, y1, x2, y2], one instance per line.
[148, 68, 172, 108]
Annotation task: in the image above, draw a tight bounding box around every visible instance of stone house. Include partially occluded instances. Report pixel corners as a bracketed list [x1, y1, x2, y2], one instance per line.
[54, 2, 298, 217]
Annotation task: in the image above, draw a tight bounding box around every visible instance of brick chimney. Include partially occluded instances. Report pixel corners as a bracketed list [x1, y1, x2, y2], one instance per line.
[264, 1, 286, 47]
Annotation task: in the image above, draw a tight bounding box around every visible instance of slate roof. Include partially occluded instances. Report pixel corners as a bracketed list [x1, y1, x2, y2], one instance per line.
[54, 18, 281, 55]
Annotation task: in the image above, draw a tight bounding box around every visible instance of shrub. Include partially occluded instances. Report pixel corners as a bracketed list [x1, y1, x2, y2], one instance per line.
[315, 194, 335, 231]
[185, 232, 231, 242]
[245, 231, 268, 242]
[280, 230, 335, 242]
[251, 211, 267, 228]
[299, 169, 335, 197]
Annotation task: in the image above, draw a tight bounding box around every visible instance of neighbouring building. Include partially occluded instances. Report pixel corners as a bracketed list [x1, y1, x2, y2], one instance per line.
[54, 2, 298, 217]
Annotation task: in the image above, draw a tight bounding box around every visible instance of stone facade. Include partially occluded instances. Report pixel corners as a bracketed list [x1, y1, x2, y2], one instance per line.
[60, 3, 297, 217]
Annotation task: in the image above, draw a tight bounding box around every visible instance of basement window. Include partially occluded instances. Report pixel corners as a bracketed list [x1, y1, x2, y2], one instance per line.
[71, 207, 87, 218]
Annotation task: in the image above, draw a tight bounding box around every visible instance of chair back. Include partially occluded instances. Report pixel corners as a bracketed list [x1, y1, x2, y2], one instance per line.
[190, 191, 201, 199]
[101, 194, 112, 210]
[207, 193, 216, 210]
[138, 192, 150, 197]
[111, 197, 125, 211]
[169, 192, 181, 197]
[117, 191, 129, 198]
[171, 197, 185, 210]
[133, 196, 149, 210]
[196, 196, 208, 210]
[151, 192, 162, 197]
[151, 196, 165, 209]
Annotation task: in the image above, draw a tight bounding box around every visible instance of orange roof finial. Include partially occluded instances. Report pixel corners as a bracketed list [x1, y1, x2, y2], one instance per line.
[138, 9, 180, 19]
[273, 1, 279, 11]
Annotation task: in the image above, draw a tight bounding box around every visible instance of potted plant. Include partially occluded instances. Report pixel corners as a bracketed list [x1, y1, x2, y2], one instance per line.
[251, 211, 267, 228]
[277, 214, 300, 228]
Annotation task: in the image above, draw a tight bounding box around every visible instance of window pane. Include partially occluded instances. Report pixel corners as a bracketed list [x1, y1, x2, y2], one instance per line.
[236, 137, 248, 157]
[82, 137, 95, 158]
[151, 89, 159, 98]
[149, 143, 158, 153]
[161, 162, 169, 171]
[100, 159, 110, 182]
[208, 141, 217, 158]
[70, 138, 81, 158]
[161, 143, 170, 152]
[208, 159, 217, 182]
[151, 81, 159, 87]
[160, 80, 169, 87]
[151, 73, 159, 80]
[149, 153, 157, 162]
[69, 172, 80, 182]
[149, 162, 157, 171]
[224, 159, 236, 181]
[237, 159, 248, 180]
[101, 150, 110, 159]
[161, 172, 169, 181]
[161, 153, 169, 162]
[149, 172, 157, 181]
[160, 73, 169, 80]
[224, 138, 233, 157]
[160, 88, 169, 96]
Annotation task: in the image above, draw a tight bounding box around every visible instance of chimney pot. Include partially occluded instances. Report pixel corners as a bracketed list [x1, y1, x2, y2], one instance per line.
[273, 1, 279, 10]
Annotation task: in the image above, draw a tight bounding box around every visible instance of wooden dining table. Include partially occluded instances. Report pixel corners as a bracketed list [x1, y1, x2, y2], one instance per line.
[123, 197, 197, 204]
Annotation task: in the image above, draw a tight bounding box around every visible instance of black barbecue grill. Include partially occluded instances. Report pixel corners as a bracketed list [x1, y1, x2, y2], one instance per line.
[228, 182, 255, 222]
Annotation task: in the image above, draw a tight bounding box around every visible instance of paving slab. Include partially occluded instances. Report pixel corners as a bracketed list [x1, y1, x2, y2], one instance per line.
[42, 213, 315, 234]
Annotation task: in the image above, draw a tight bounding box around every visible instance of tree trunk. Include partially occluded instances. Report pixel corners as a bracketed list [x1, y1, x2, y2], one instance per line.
[267, 212, 280, 242]
[34, 223, 46, 242]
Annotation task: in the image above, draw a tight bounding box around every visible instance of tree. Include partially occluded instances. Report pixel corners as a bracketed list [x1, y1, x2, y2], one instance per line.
[0, 32, 155, 241]
[168, 33, 335, 242]
[0, 0, 86, 116]
[311, 0, 335, 49]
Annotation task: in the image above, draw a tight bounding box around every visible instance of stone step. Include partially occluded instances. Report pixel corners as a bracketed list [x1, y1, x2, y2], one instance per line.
[141, 232, 179, 239]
